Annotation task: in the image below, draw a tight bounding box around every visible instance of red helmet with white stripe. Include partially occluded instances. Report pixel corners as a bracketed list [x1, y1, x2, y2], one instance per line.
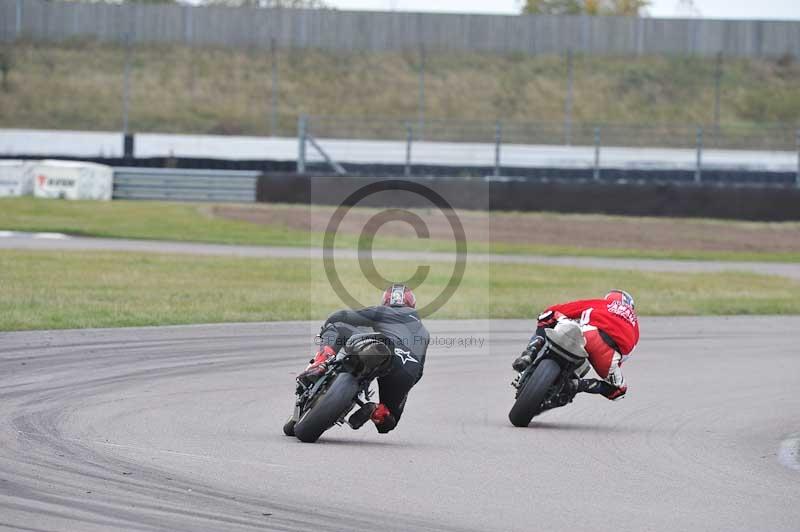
[605, 289, 635, 310]
[381, 284, 416, 308]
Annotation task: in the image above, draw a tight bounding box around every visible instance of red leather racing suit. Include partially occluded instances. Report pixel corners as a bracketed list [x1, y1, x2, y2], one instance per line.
[546, 298, 639, 398]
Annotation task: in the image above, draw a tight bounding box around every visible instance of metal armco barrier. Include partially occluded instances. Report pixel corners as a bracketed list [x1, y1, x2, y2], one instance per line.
[112, 167, 259, 202]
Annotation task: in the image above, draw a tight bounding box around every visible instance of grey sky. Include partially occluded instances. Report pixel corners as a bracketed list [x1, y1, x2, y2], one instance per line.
[325, 0, 800, 19]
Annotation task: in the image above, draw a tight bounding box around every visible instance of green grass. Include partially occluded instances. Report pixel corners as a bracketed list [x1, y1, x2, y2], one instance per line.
[1, 40, 798, 145]
[485, 242, 800, 263]
[0, 197, 312, 246]
[3, 197, 800, 262]
[2, 249, 799, 331]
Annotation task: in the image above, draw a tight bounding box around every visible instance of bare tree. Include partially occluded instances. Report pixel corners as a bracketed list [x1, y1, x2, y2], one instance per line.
[44, 0, 179, 4]
[675, 0, 702, 17]
[48, 0, 328, 6]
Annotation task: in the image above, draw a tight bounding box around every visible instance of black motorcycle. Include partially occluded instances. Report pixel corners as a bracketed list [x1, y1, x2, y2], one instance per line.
[508, 320, 590, 427]
[283, 333, 394, 443]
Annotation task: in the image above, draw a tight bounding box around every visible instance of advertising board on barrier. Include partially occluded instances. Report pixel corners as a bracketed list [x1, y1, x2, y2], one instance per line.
[0, 160, 34, 197]
[32, 160, 113, 200]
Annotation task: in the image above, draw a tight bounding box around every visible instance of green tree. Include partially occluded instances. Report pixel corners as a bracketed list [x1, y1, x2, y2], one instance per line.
[523, 0, 582, 14]
[522, 0, 649, 15]
[609, 0, 650, 15]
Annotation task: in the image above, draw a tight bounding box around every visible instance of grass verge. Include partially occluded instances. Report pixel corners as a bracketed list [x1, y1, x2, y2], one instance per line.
[1, 41, 799, 137]
[0, 197, 312, 247]
[2, 250, 799, 331]
[2, 197, 800, 263]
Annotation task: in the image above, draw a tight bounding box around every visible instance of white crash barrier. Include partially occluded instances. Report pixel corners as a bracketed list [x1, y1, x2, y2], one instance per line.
[0, 160, 34, 197]
[32, 160, 113, 201]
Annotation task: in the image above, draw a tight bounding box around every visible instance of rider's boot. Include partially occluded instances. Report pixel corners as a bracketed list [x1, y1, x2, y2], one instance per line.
[348, 402, 377, 429]
[512, 336, 546, 372]
[372, 403, 397, 434]
[297, 345, 336, 385]
[348, 402, 397, 433]
[576, 378, 626, 400]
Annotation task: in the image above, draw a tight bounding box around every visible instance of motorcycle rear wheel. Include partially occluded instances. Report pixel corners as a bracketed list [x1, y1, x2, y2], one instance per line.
[294, 372, 360, 443]
[508, 358, 561, 427]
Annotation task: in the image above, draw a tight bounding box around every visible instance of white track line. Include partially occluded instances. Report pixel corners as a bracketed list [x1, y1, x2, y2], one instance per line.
[0, 231, 70, 240]
[31, 232, 70, 240]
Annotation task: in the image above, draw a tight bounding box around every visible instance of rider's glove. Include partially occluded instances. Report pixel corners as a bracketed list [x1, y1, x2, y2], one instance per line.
[537, 310, 558, 329]
[522, 335, 545, 357]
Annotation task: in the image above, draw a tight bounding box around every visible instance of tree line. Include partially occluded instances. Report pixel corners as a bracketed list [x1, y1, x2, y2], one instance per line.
[46, 0, 653, 16]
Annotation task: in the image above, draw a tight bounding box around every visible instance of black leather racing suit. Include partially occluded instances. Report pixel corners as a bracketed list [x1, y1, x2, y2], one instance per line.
[321, 305, 429, 429]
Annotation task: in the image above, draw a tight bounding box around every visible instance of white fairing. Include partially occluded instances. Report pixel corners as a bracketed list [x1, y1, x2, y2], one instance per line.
[545, 320, 590, 360]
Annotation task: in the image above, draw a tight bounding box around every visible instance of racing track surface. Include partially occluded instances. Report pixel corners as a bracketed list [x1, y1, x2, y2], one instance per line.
[3, 233, 800, 281]
[1, 318, 798, 532]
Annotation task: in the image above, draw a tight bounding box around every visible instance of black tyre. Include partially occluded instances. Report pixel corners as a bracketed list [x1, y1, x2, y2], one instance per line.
[508, 358, 561, 427]
[294, 373, 360, 443]
[282, 417, 296, 436]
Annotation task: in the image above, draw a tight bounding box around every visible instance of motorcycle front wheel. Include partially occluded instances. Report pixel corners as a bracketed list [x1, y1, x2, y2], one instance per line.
[294, 372, 360, 443]
[508, 358, 561, 427]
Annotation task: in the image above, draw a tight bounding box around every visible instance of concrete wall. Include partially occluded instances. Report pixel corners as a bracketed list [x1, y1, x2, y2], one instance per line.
[3, 0, 800, 58]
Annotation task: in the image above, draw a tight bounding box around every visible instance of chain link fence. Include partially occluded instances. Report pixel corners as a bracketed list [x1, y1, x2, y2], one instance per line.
[298, 115, 800, 187]
[302, 116, 799, 151]
[14, 39, 786, 153]
[2, 3, 799, 169]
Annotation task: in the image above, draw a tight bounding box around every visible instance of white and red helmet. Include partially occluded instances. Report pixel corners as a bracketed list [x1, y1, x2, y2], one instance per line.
[605, 289, 635, 310]
[381, 284, 416, 308]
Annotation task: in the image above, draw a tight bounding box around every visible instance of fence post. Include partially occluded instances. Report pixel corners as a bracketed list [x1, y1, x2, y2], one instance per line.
[564, 49, 574, 146]
[270, 38, 279, 137]
[297, 115, 307, 174]
[123, 133, 134, 160]
[418, 45, 426, 141]
[695, 126, 703, 184]
[494, 121, 503, 177]
[15, 0, 23, 39]
[713, 52, 723, 136]
[405, 122, 413, 177]
[593, 126, 601, 181]
[122, 33, 132, 136]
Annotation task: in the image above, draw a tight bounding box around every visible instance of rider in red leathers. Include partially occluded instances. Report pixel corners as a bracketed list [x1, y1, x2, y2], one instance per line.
[512, 290, 639, 401]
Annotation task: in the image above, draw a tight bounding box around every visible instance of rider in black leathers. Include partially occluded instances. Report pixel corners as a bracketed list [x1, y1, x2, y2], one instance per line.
[298, 284, 429, 433]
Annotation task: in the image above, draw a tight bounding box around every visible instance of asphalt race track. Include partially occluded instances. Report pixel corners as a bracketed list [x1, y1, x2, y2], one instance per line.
[3, 233, 800, 281]
[1, 318, 798, 531]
